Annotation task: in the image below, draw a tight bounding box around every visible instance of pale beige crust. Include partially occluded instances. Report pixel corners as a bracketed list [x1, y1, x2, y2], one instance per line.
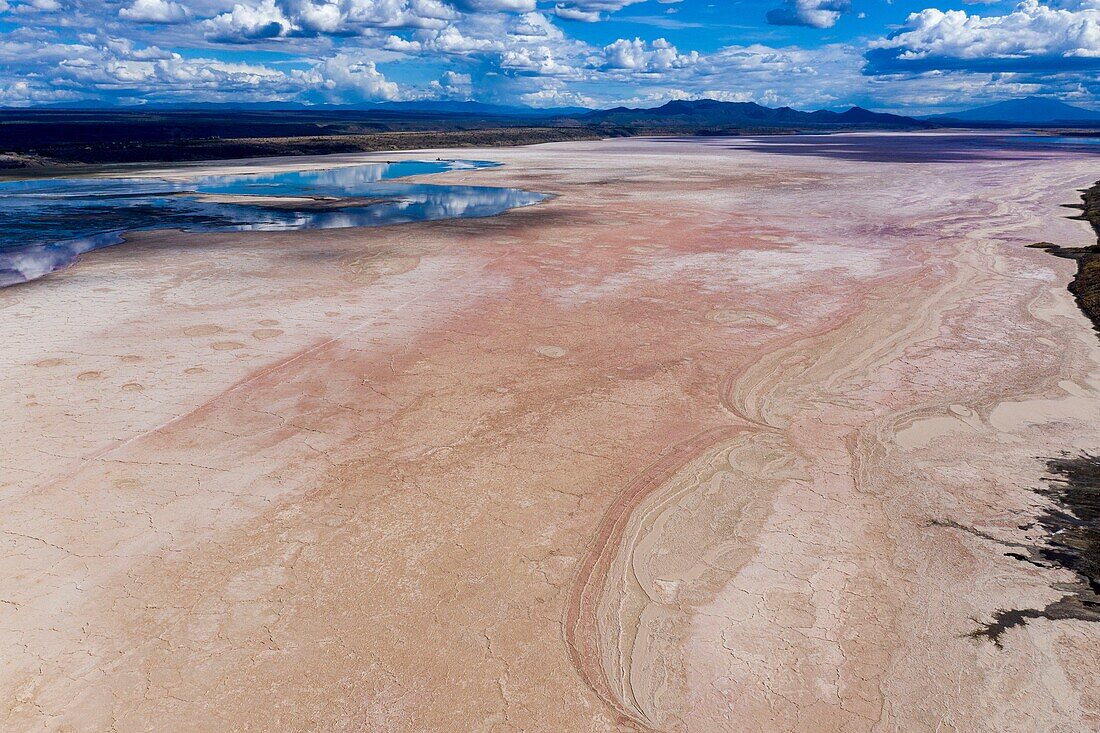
[1, 136, 1098, 732]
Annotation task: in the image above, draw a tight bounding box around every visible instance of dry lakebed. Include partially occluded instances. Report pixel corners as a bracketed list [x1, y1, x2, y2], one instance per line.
[2, 133, 1100, 732]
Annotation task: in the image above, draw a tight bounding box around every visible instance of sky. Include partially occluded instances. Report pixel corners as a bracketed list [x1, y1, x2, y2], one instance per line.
[0, 0, 1099, 112]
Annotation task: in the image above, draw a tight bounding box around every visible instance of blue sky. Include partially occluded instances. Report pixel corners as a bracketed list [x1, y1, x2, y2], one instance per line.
[1, 0, 1099, 112]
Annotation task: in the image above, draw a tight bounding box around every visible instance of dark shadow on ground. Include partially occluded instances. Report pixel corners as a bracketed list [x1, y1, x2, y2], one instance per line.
[653, 133, 1100, 163]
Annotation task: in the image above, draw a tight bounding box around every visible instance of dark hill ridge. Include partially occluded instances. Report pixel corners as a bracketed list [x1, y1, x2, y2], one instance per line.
[580, 99, 930, 129]
[926, 96, 1100, 125]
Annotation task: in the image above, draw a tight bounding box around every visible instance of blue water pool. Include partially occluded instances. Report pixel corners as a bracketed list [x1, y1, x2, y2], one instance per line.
[0, 159, 546, 286]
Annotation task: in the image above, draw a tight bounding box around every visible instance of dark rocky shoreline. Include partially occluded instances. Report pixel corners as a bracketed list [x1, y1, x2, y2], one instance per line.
[1029, 179, 1100, 333]
[962, 184, 1100, 646]
[968, 454, 1100, 646]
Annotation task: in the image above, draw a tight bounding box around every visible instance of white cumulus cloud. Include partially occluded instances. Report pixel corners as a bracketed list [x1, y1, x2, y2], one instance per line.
[119, 0, 189, 23]
[297, 53, 402, 100]
[866, 0, 1100, 71]
[767, 0, 851, 29]
[601, 37, 697, 71]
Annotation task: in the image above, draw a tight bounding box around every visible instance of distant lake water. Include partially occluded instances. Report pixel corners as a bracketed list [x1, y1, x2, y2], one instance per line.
[0, 159, 547, 287]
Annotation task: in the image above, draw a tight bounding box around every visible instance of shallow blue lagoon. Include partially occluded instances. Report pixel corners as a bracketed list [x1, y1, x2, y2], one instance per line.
[0, 159, 546, 286]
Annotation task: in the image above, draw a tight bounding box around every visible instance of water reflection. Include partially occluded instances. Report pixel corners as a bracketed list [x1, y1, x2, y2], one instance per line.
[193, 159, 493, 195]
[0, 159, 545, 287]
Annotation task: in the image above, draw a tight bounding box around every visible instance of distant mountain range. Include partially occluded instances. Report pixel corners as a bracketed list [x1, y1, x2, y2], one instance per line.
[23, 98, 925, 128]
[15, 96, 1100, 131]
[577, 99, 929, 129]
[925, 96, 1100, 125]
[10, 94, 1100, 169]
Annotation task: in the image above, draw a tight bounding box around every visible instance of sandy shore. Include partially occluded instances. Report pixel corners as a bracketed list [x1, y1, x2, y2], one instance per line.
[2, 135, 1099, 732]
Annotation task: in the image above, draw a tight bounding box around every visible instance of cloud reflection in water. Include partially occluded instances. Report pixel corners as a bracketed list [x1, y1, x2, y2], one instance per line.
[0, 159, 546, 287]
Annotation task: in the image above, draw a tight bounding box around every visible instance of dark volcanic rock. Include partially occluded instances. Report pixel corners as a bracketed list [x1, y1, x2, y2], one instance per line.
[969, 453, 1100, 647]
[1030, 179, 1100, 333]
